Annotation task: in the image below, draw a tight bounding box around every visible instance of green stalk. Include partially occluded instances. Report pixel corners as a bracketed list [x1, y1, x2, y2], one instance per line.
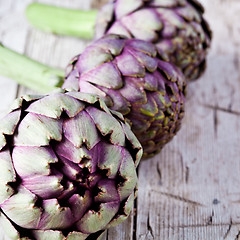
[26, 3, 97, 39]
[0, 44, 65, 93]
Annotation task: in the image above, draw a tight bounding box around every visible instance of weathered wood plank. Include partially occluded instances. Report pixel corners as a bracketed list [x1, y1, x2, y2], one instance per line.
[136, 105, 240, 239]
[136, 0, 240, 239]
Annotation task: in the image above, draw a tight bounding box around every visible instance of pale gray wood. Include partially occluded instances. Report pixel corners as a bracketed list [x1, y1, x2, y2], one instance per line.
[136, 0, 240, 239]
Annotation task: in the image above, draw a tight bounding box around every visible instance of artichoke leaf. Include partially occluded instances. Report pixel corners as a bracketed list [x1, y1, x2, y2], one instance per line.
[54, 137, 91, 164]
[22, 174, 64, 199]
[127, 48, 158, 72]
[86, 107, 125, 146]
[176, 4, 202, 22]
[0, 110, 21, 150]
[38, 199, 73, 229]
[95, 179, 120, 203]
[12, 146, 58, 178]
[0, 186, 42, 229]
[66, 231, 90, 240]
[63, 110, 100, 149]
[156, 8, 185, 29]
[95, 34, 125, 56]
[14, 113, 62, 146]
[0, 110, 21, 135]
[115, 49, 145, 77]
[0, 149, 16, 203]
[127, 39, 157, 56]
[119, 77, 147, 105]
[26, 93, 85, 118]
[107, 191, 135, 228]
[9, 95, 42, 112]
[68, 191, 92, 222]
[62, 69, 80, 92]
[115, 0, 143, 19]
[122, 9, 162, 41]
[79, 81, 108, 99]
[121, 122, 143, 166]
[98, 143, 122, 178]
[150, 0, 185, 7]
[76, 46, 112, 73]
[0, 211, 20, 240]
[80, 62, 123, 89]
[108, 21, 132, 39]
[117, 149, 138, 201]
[76, 201, 120, 233]
[33, 230, 65, 240]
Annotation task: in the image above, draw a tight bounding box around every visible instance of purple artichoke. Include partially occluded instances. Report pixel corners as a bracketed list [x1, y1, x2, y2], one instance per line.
[95, 0, 212, 81]
[64, 34, 186, 158]
[0, 91, 142, 240]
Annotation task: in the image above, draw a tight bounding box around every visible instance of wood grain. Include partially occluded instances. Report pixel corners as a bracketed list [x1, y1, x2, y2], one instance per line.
[136, 0, 240, 239]
[0, 0, 240, 239]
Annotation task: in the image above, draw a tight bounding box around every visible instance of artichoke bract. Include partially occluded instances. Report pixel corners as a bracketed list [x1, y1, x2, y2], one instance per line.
[64, 34, 186, 158]
[0, 92, 142, 240]
[95, 0, 212, 81]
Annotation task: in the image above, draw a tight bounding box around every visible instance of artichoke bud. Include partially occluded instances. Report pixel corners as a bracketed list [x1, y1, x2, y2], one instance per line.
[0, 91, 142, 240]
[64, 34, 187, 158]
[95, 0, 212, 81]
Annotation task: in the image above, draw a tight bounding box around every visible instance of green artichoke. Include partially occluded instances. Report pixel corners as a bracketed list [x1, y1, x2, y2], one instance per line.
[64, 34, 186, 158]
[95, 0, 212, 81]
[0, 91, 142, 240]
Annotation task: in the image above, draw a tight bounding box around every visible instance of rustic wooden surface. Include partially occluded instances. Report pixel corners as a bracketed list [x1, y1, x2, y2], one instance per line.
[0, 0, 240, 239]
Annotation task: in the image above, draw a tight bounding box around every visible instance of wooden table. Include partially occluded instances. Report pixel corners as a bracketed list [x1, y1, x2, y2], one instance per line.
[0, 0, 240, 239]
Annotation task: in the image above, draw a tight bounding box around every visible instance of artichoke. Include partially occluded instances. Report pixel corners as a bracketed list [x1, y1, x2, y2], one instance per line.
[64, 34, 186, 158]
[0, 91, 142, 240]
[95, 0, 212, 81]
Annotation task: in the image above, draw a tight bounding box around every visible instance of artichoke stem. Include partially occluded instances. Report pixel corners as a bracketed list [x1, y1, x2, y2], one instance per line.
[0, 44, 65, 93]
[26, 3, 97, 39]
